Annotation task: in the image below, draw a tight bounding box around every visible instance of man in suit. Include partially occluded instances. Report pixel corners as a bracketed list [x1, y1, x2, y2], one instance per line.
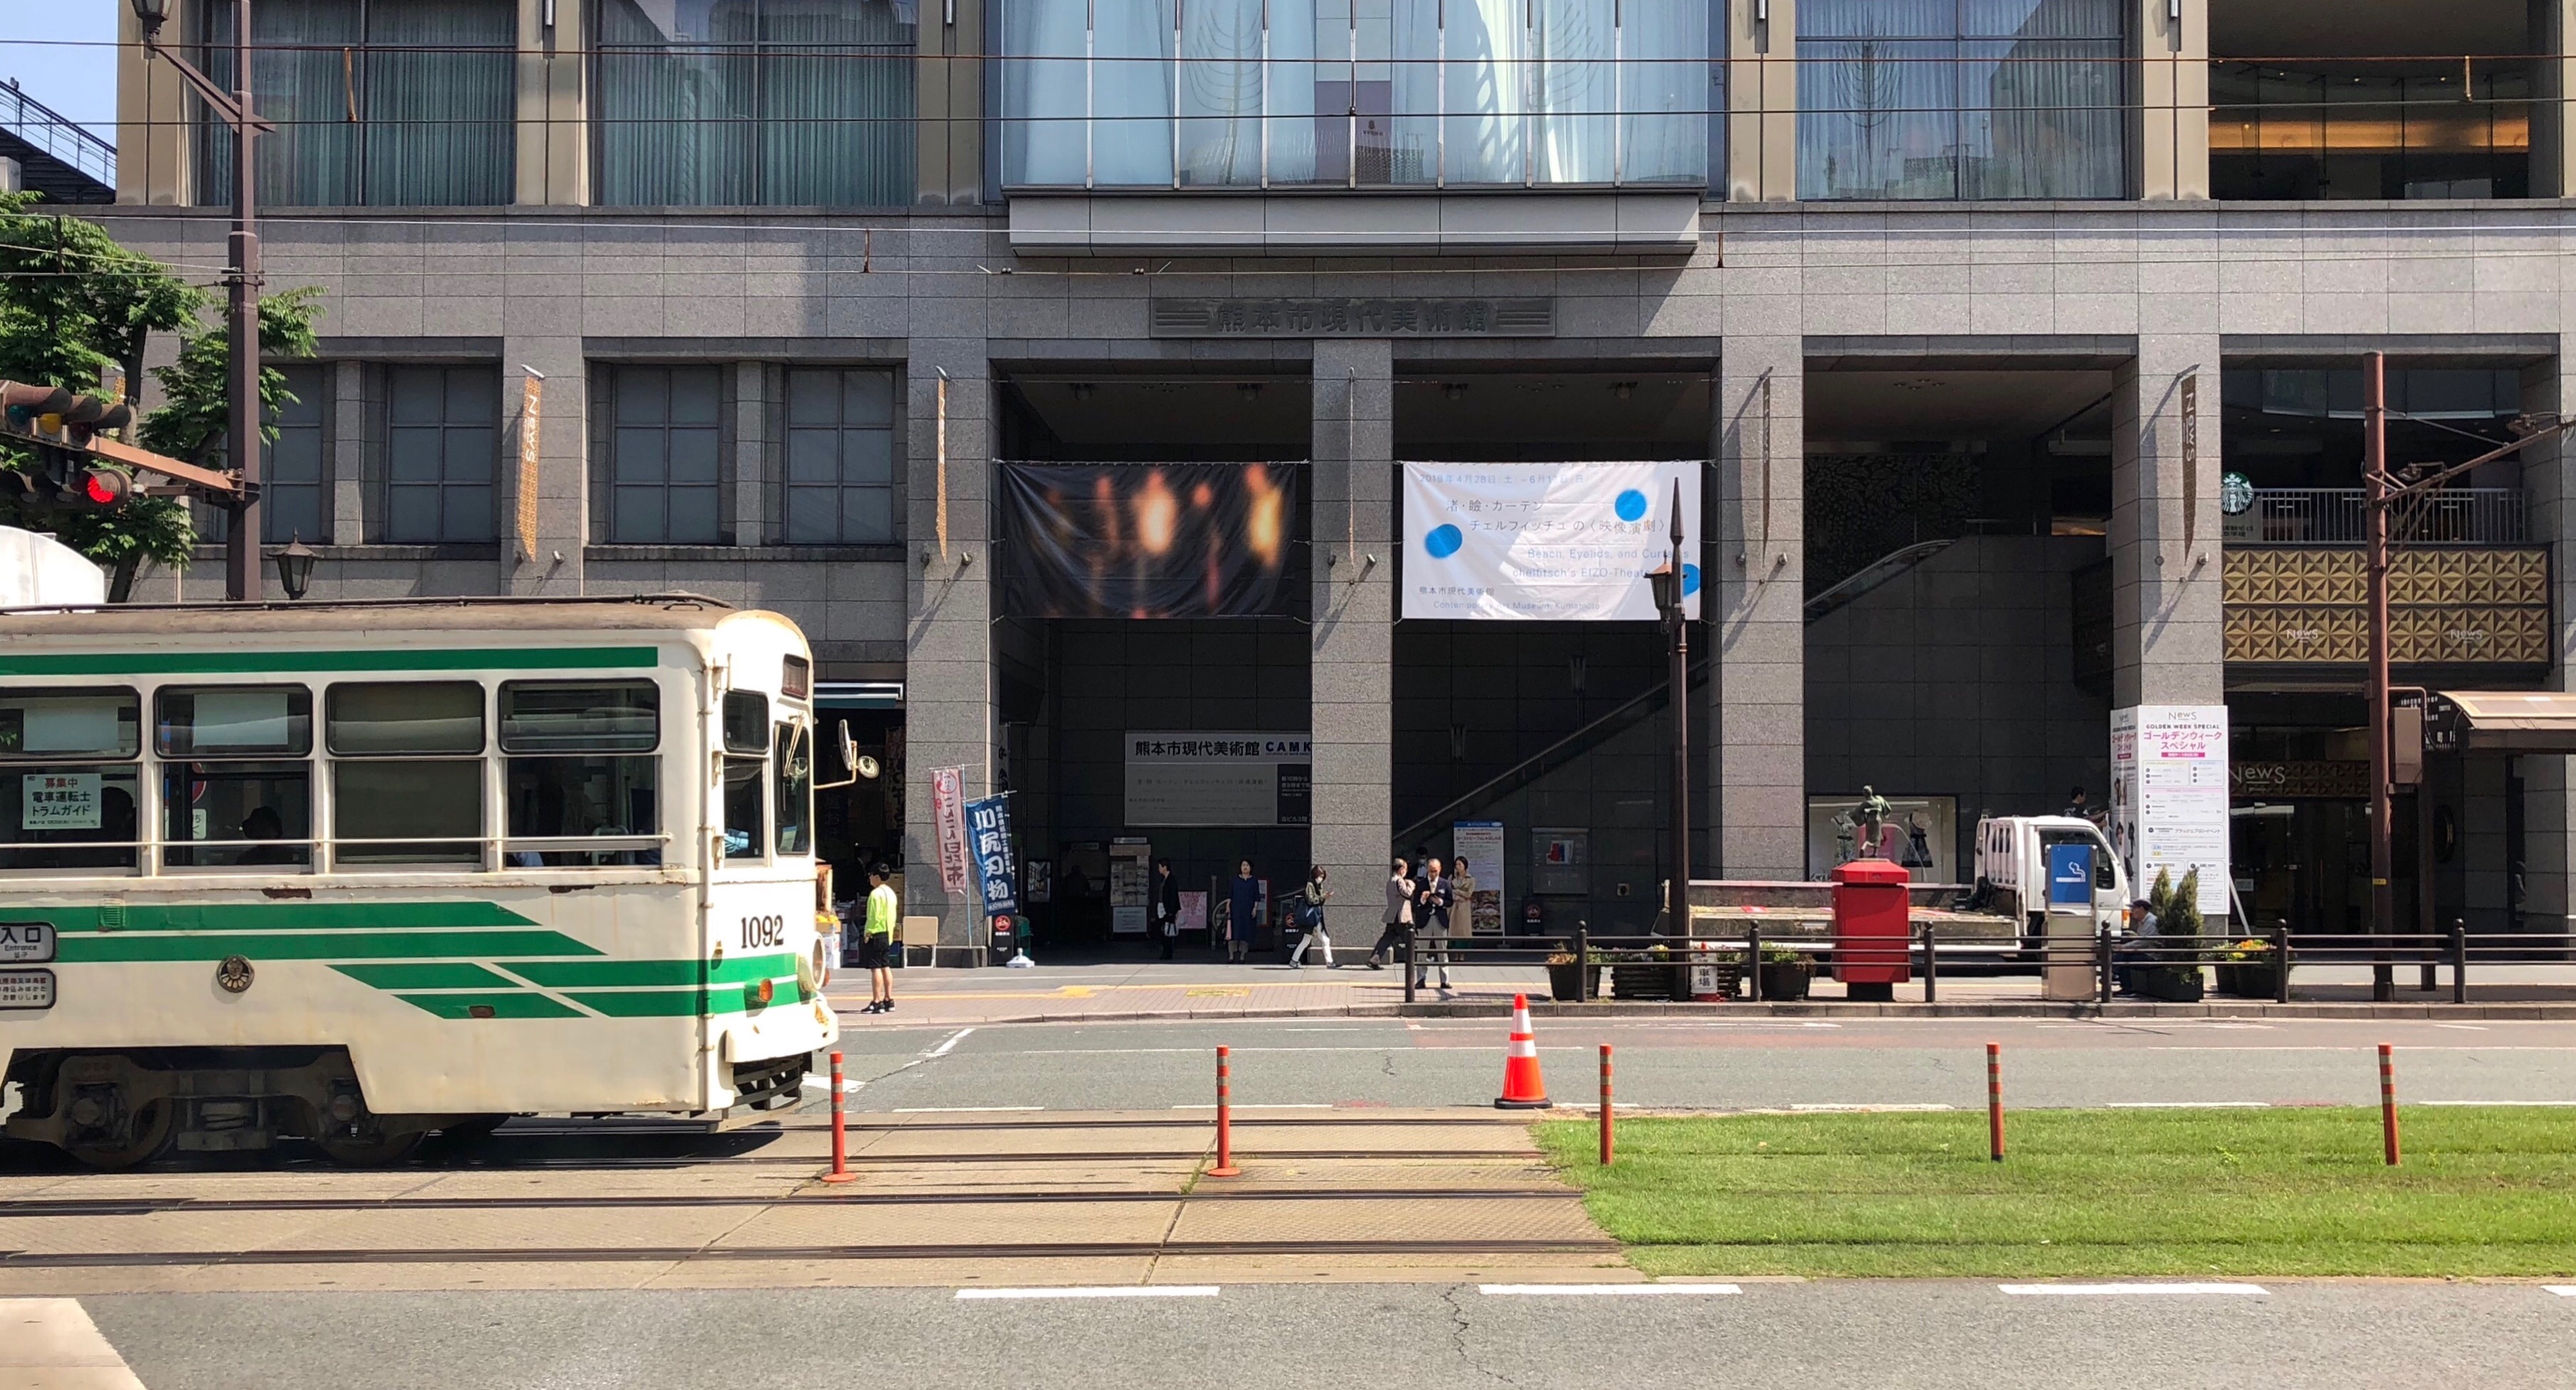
[1413, 856, 1453, 994]
[1369, 856, 1412, 969]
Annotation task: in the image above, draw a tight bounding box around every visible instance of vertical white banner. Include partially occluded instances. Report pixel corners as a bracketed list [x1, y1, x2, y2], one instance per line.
[1402, 462, 1702, 621]
[931, 766, 971, 894]
[2112, 706, 2230, 919]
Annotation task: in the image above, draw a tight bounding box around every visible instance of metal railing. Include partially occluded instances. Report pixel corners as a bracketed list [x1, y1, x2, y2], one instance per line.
[1399, 923, 2570, 1006]
[0, 80, 115, 188]
[2222, 488, 2525, 545]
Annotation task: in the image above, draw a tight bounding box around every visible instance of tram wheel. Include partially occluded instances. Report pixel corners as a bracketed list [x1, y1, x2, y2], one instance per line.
[317, 1127, 426, 1167]
[65, 1101, 174, 1172]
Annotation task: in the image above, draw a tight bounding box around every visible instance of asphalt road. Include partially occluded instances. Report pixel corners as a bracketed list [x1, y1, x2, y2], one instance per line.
[829, 1014, 2576, 1112]
[80, 1283, 2576, 1390]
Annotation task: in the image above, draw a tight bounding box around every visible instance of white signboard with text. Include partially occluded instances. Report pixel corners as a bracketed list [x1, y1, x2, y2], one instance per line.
[1402, 462, 1702, 621]
[2110, 705, 2230, 919]
[1124, 733, 1312, 827]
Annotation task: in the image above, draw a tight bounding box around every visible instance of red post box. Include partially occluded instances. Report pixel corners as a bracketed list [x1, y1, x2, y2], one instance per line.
[1831, 858, 1912, 1003]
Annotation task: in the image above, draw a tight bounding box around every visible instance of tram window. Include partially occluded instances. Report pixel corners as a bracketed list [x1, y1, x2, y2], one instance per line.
[0, 689, 140, 761]
[722, 756, 764, 860]
[774, 724, 811, 856]
[500, 681, 658, 754]
[722, 691, 768, 755]
[326, 682, 485, 755]
[334, 760, 483, 866]
[156, 687, 312, 757]
[782, 655, 811, 701]
[507, 757, 659, 867]
[163, 762, 312, 869]
[0, 764, 140, 873]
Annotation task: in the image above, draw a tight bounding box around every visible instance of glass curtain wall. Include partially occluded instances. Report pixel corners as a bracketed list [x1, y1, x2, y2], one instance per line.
[595, 0, 918, 206]
[1797, 0, 2125, 199]
[199, 0, 515, 206]
[1000, 0, 1708, 187]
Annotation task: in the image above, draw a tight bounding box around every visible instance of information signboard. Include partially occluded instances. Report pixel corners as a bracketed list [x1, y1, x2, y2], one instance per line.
[2111, 705, 2231, 918]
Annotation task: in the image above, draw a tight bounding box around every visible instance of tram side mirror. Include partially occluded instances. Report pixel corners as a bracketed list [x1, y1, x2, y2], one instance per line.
[814, 720, 865, 791]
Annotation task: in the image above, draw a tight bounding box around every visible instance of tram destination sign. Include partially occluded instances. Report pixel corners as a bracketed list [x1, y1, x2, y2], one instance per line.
[1150, 297, 1555, 338]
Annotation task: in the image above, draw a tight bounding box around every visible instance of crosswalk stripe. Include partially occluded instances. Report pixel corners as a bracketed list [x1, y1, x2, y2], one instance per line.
[2, 1298, 149, 1389]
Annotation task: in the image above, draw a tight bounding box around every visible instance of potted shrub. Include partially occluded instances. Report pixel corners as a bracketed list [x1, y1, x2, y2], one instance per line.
[2131, 868, 2207, 1003]
[2214, 938, 2278, 998]
[1609, 945, 1685, 1001]
[1545, 951, 1605, 1001]
[1755, 941, 1814, 1001]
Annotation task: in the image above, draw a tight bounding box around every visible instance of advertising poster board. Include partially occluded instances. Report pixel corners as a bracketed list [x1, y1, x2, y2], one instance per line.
[930, 767, 970, 893]
[1533, 827, 1589, 895]
[2111, 705, 2231, 918]
[1108, 837, 1152, 934]
[1401, 461, 1702, 621]
[1124, 732, 1312, 826]
[1452, 821, 1506, 933]
[1178, 891, 1207, 934]
[1806, 794, 1957, 879]
[1000, 463, 1299, 618]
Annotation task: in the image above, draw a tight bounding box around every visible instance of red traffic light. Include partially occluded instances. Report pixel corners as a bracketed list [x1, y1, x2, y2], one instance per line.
[83, 468, 130, 507]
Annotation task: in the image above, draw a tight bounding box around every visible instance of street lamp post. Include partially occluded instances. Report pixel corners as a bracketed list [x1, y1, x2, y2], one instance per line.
[1647, 480, 1691, 939]
[130, 0, 268, 601]
[2360, 349, 2576, 999]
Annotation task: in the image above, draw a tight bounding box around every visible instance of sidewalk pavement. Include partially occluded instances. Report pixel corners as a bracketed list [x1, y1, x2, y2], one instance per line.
[834, 958, 2576, 1025]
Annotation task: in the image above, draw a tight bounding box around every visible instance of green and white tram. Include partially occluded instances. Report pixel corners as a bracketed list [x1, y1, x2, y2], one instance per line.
[0, 594, 840, 1167]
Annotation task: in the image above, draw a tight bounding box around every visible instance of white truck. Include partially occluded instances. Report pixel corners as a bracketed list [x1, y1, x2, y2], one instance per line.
[1969, 815, 2132, 941]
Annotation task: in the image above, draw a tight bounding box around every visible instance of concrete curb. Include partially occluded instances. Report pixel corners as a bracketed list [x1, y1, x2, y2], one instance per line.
[859, 1000, 2576, 1025]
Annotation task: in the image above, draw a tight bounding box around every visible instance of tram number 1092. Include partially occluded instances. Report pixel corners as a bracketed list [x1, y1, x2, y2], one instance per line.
[738, 915, 787, 950]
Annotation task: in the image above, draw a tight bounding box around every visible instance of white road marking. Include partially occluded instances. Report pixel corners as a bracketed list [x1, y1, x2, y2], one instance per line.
[1480, 1284, 1740, 1297]
[2001, 1283, 2268, 1297]
[2544, 1287, 2576, 1297]
[957, 1287, 1220, 1301]
[893, 1105, 1043, 1113]
[2422, 1100, 2576, 1107]
[1790, 1103, 1955, 1112]
[1172, 1103, 1334, 1110]
[2105, 1101, 2271, 1109]
[2432, 1023, 2488, 1031]
[1, 1298, 149, 1389]
[926, 1028, 975, 1058]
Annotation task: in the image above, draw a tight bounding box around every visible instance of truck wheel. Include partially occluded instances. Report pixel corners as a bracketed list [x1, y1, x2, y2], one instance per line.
[65, 1101, 174, 1172]
[317, 1127, 426, 1167]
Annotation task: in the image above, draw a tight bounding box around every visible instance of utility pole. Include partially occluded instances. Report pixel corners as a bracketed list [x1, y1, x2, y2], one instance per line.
[1652, 479, 1691, 937]
[130, 0, 266, 600]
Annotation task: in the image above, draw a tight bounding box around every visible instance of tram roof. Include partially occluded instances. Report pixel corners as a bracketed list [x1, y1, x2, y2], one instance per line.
[0, 592, 748, 639]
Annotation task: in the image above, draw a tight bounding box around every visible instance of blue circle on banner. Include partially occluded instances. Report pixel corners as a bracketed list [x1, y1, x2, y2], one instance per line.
[1614, 489, 1649, 522]
[1683, 563, 1701, 597]
[1425, 524, 1463, 559]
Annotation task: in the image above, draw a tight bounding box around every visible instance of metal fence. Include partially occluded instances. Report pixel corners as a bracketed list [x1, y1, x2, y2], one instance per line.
[0, 80, 114, 189]
[2222, 488, 2525, 545]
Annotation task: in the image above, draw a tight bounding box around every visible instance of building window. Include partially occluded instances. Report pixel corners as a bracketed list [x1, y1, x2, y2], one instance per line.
[196, 363, 327, 546]
[593, 0, 918, 207]
[383, 367, 500, 543]
[783, 369, 895, 544]
[198, 0, 516, 207]
[2209, 65, 2530, 201]
[605, 365, 725, 544]
[1796, 0, 2125, 200]
[999, 0, 1709, 189]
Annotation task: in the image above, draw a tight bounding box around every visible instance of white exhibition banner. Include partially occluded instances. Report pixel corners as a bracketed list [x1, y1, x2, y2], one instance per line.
[1124, 732, 1313, 828]
[2110, 706, 2231, 919]
[1402, 461, 1703, 621]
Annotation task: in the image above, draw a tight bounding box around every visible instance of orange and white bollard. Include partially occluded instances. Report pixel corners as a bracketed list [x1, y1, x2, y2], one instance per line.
[1495, 994, 1553, 1109]
[2380, 1043, 2401, 1167]
[1208, 1045, 1242, 1178]
[1987, 1041, 2004, 1163]
[821, 1050, 855, 1184]
[1599, 1043, 1614, 1166]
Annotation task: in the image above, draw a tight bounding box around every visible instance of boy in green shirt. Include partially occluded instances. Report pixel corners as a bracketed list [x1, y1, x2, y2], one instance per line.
[861, 865, 898, 1014]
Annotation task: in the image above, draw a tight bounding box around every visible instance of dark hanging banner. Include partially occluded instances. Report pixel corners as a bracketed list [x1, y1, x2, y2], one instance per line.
[1000, 463, 1300, 618]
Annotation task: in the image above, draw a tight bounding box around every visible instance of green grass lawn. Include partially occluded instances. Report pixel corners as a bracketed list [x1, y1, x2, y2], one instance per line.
[1532, 1108, 2576, 1278]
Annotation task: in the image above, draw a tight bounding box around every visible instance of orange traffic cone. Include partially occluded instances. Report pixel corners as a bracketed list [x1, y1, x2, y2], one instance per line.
[1495, 994, 1553, 1110]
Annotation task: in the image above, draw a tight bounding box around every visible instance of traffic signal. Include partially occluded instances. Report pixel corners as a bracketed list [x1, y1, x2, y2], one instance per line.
[0, 380, 140, 515]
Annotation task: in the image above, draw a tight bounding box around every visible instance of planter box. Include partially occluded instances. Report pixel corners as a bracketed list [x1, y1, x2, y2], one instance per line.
[1757, 961, 1814, 1001]
[2135, 964, 2206, 1003]
[2214, 962, 2281, 999]
[1609, 962, 1687, 1001]
[1547, 964, 1604, 1001]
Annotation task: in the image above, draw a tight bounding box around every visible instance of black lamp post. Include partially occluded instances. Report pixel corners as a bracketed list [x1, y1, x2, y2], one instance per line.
[268, 535, 316, 600]
[131, 0, 268, 601]
[1645, 480, 1691, 939]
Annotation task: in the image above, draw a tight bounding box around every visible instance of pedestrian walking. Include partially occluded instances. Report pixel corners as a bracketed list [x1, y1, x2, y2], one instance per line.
[1154, 858, 1181, 961]
[859, 864, 898, 1014]
[1288, 865, 1334, 967]
[1413, 855, 1453, 993]
[1226, 860, 1260, 963]
[1369, 857, 1413, 969]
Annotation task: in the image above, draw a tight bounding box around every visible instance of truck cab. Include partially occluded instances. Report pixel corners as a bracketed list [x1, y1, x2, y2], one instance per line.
[1972, 816, 2130, 939]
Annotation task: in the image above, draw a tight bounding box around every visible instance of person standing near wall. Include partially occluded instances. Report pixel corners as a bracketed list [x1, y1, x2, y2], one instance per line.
[1155, 858, 1181, 961]
[1370, 857, 1414, 969]
[861, 865, 898, 1015]
[1226, 860, 1260, 964]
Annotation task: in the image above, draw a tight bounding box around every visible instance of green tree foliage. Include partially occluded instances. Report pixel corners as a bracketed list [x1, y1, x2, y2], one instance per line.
[0, 191, 322, 597]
